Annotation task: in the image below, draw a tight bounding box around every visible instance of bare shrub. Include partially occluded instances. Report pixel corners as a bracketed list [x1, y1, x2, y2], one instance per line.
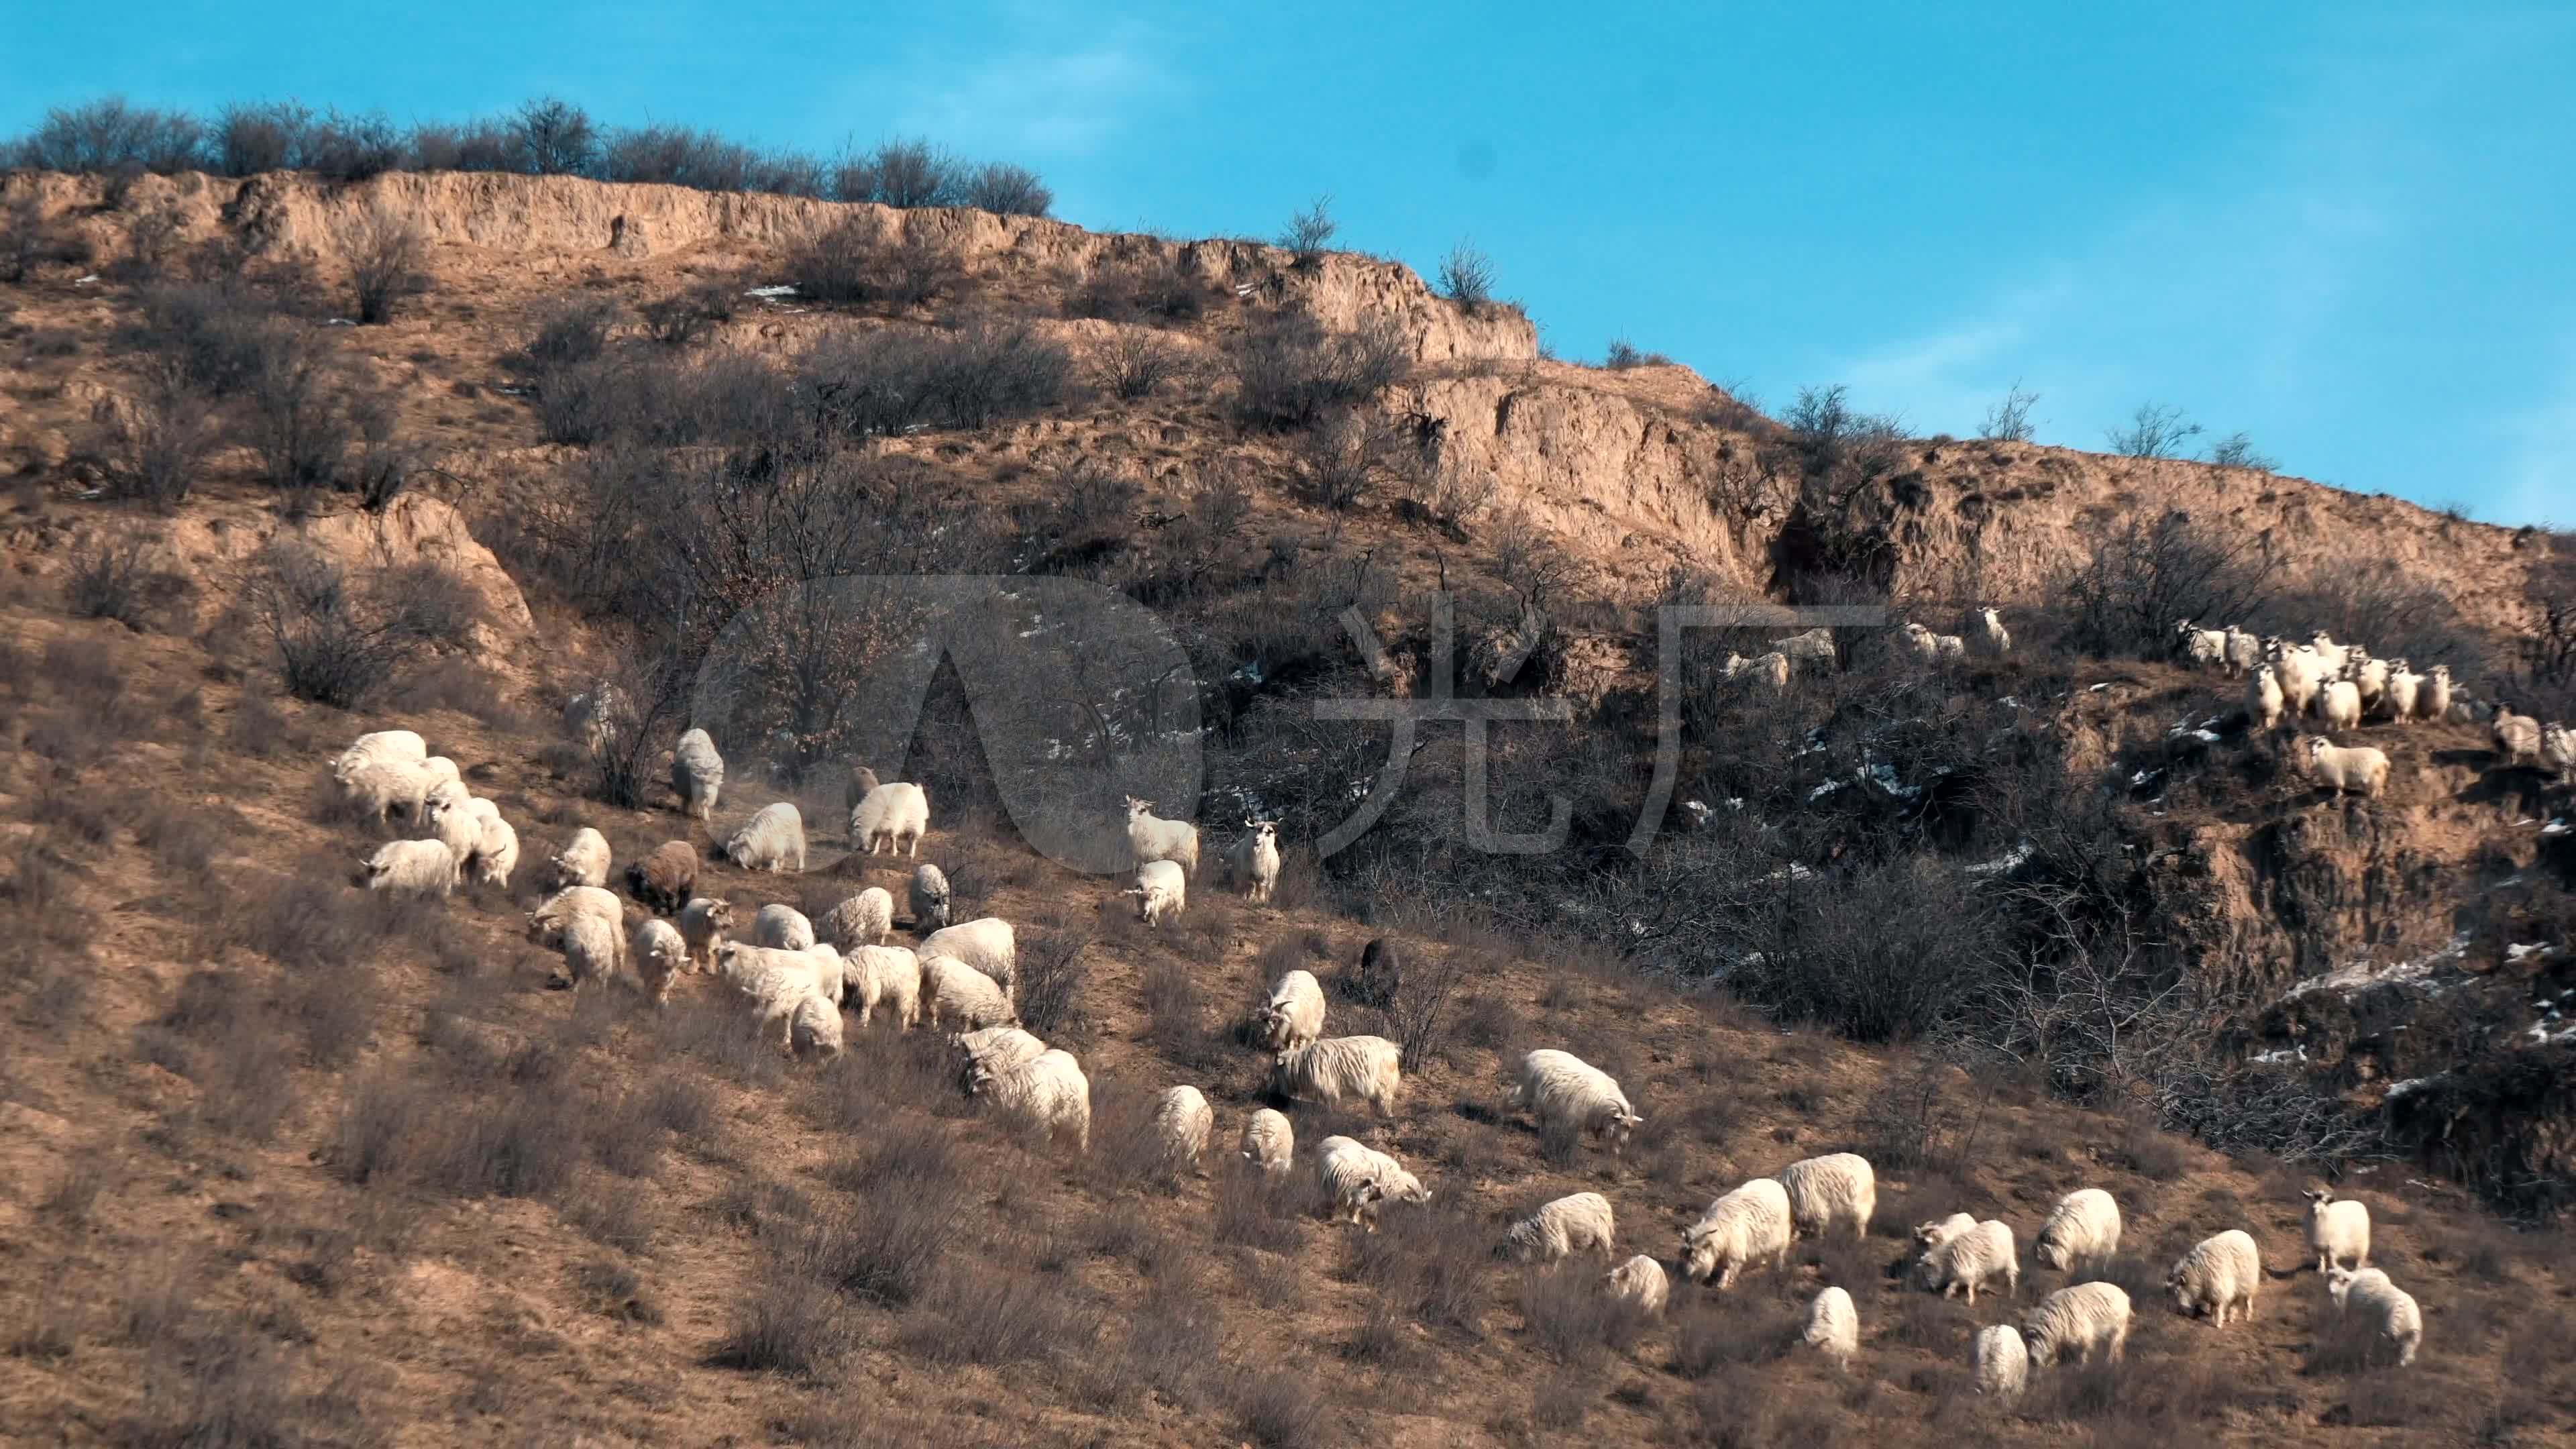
[85, 361, 218, 506]
[961, 162, 1051, 217]
[2204, 431, 2277, 470]
[1279, 195, 1338, 266]
[1099, 330, 1184, 399]
[1230, 313, 1411, 429]
[714, 1267, 853, 1377]
[526, 296, 619, 368]
[1230, 1364, 1336, 1449]
[1436, 241, 1495, 311]
[233, 325, 400, 494]
[639, 284, 730, 345]
[347, 206, 427, 325]
[1979, 381, 2039, 441]
[510, 96, 597, 175]
[1014, 915, 1092, 1039]
[800, 318, 1072, 433]
[301, 108, 405, 182]
[2059, 508, 2280, 658]
[1066, 256, 1208, 324]
[900, 1259, 1101, 1369]
[130, 280, 274, 396]
[2106, 402, 2202, 459]
[239, 542, 478, 709]
[3, 194, 68, 284]
[1604, 339, 1671, 369]
[846, 139, 958, 208]
[66, 531, 191, 632]
[11, 97, 204, 174]
[1295, 409, 1406, 511]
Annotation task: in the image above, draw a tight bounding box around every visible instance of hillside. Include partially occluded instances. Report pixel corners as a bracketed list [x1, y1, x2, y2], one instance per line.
[1, 168, 2573, 1448]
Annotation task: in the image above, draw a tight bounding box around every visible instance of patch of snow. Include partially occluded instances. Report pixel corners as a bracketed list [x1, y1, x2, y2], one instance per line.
[2250, 1046, 2307, 1066]
[745, 284, 798, 299]
[2088, 682, 2110, 693]
[2384, 1077, 2436, 1100]
[2131, 768, 2162, 787]
[2506, 943, 2553, 964]
[2280, 931, 2475, 1004]
[73, 274, 99, 285]
[1966, 843, 2033, 877]
[1862, 763, 1919, 800]
[2542, 818, 2571, 837]
[1808, 779, 1844, 801]
[1997, 696, 2020, 708]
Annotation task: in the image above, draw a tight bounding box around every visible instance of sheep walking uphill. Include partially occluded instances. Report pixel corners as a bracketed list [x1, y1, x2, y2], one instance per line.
[2304, 1189, 2370, 1273]
[547, 826, 611, 891]
[354, 839, 458, 896]
[1314, 1136, 1429, 1230]
[1605, 1254, 1670, 1316]
[1682, 1178, 1792, 1290]
[2167, 1229, 2262, 1326]
[1256, 969, 1326, 1053]
[725, 802, 806, 873]
[1124, 796, 1199, 875]
[1153, 1085, 1214, 1173]
[849, 780, 930, 856]
[1805, 1285, 1858, 1366]
[2034, 1187, 2121, 1271]
[2176, 621, 2228, 670]
[672, 727, 724, 822]
[2023, 1282, 2131, 1366]
[1240, 1108, 1293, 1176]
[1779, 1152, 1875, 1239]
[1224, 818, 1281, 903]
[2325, 1266, 2422, 1367]
[909, 863, 951, 931]
[1270, 1035, 1403, 1118]
[1503, 1049, 1642, 1150]
[1503, 1192, 1616, 1263]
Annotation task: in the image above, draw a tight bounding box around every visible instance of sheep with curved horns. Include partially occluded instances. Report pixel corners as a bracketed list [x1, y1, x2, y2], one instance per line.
[2324, 1266, 2422, 1367]
[1255, 969, 1326, 1054]
[1502, 1049, 1642, 1150]
[1779, 1152, 1875, 1240]
[2033, 1187, 2121, 1271]
[2167, 1228, 2262, 1327]
[2023, 1282, 2131, 1367]
[849, 780, 930, 857]
[672, 727, 724, 822]
[1239, 1108, 1293, 1176]
[724, 802, 806, 873]
[1126, 858, 1187, 926]
[1124, 796, 1199, 875]
[1313, 1135, 1428, 1231]
[2303, 1189, 2370, 1273]
[1681, 1178, 1792, 1290]
[547, 826, 611, 891]
[1502, 1192, 1617, 1263]
[1605, 1254, 1670, 1316]
[1225, 818, 1281, 903]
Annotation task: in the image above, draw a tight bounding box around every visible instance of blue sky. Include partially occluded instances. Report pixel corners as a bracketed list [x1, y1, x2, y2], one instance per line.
[7, 1, 2571, 524]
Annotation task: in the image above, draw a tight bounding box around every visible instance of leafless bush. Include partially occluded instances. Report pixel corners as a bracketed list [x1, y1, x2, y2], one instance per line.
[215, 101, 310, 175]
[239, 542, 478, 708]
[510, 96, 596, 175]
[1066, 256, 1209, 324]
[962, 162, 1051, 216]
[841, 139, 959, 207]
[2058, 509, 2281, 658]
[66, 531, 192, 632]
[2204, 431, 2277, 470]
[800, 319, 1072, 434]
[1230, 313, 1411, 429]
[1437, 241, 1495, 311]
[347, 206, 427, 325]
[1279, 195, 1338, 266]
[525, 296, 619, 368]
[639, 284, 729, 345]
[301, 108, 405, 182]
[131, 280, 276, 396]
[2106, 402, 2202, 459]
[233, 324, 400, 494]
[1979, 382, 2039, 441]
[1295, 408, 1405, 510]
[1014, 916, 1093, 1039]
[1604, 339, 1671, 369]
[85, 361, 218, 506]
[10, 97, 204, 173]
[1099, 330, 1184, 399]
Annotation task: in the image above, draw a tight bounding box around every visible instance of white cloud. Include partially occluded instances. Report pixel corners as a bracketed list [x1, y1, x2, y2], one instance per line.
[887, 17, 1177, 160]
[2496, 339, 2576, 529]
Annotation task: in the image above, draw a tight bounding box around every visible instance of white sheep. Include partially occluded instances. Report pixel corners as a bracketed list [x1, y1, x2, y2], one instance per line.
[1604, 1254, 1670, 1316]
[1269, 1034, 1403, 1118]
[466, 802, 518, 889]
[2223, 626, 2261, 678]
[849, 780, 930, 857]
[1124, 796, 1200, 875]
[1804, 1285, 1858, 1366]
[1968, 607, 2012, 657]
[672, 727, 724, 822]
[1780, 627, 1836, 665]
[1126, 857, 1187, 925]
[2314, 679, 2363, 731]
[2167, 1228, 2261, 1326]
[2310, 631, 2355, 675]
[840, 945, 921, 1030]
[564, 685, 628, 759]
[2380, 665, 2422, 724]
[2544, 722, 2576, 785]
[1913, 1213, 1977, 1248]
[333, 729, 427, 779]
[2271, 642, 2324, 718]
[790, 991, 844, 1059]
[2349, 652, 2390, 713]
[910, 863, 951, 930]
[417, 794, 480, 871]
[2033, 1187, 2121, 1271]
[724, 802, 806, 873]
[1505, 1191, 1617, 1263]
[1779, 1152, 1875, 1240]
[1724, 649, 1792, 688]
[2303, 737, 2390, 798]
[714, 941, 837, 1049]
[1503, 1049, 1642, 1150]
[1239, 1108, 1294, 1176]
[2248, 663, 2286, 731]
[753, 903, 816, 951]
[353, 839, 457, 896]
[1256, 969, 1327, 1054]
[918, 917, 1015, 998]
[817, 888, 895, 949]
[337, 758, 443, 826]
[547, 826, 611, 890]
[1915, 1218, 2019, 1303]
[2494, 709, 2544, 767]
[1224, 818, 1281, 903]
[801, 942, 846, 1006]
[2023, 1281, 2131, 1366]
[678, 897, 735, 971]
[1313, 1135, 1429, 1230]
[2324, 1265, 2422, 1367]
[1152, 1085, 1214, 1173]
[2176, 621, 2228, 670]
[952, 1025, 1046, 1081]
[1972, 1325, 2029, 1397]
[1680, 1178, 1792, 1290]
[1898, 623, 1944, 663]
[527, 894, 627, 991]
[2303, 1189, 2370, 1273]
[629, 916, 688, 1006]
[969, 1046, 1090, 1150]
[2418, 664, 2453, 721]
[921, 953, 1016, 1030]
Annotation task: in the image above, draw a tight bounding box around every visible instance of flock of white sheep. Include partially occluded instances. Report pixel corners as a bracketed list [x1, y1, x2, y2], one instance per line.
[2174, 621, 2576, 796]
[322, 666, 2449, 1395]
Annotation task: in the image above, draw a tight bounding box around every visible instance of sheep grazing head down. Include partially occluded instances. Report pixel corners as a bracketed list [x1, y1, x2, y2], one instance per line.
[352, 855, 385, 890]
